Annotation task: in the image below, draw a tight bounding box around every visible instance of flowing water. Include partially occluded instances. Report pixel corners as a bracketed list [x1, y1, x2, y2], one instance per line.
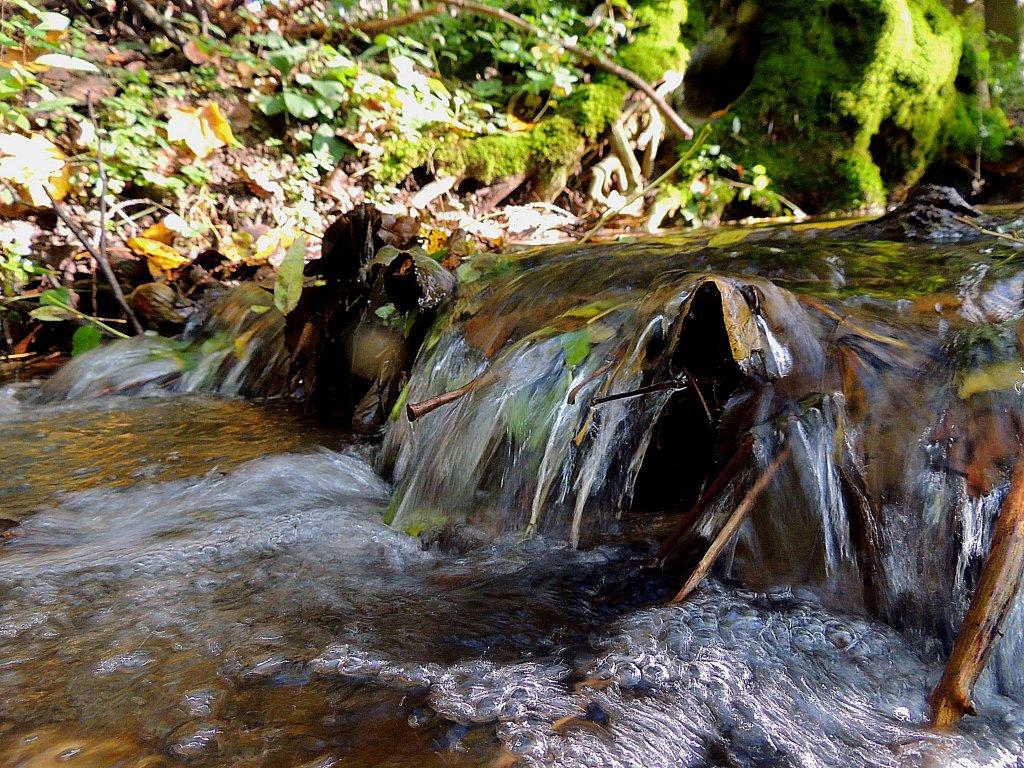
[4, 226, 1024, 766]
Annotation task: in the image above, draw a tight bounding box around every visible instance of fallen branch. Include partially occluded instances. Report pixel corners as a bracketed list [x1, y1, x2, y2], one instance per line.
[930, 450, 1024, 728]
[670, 441, 792, 603]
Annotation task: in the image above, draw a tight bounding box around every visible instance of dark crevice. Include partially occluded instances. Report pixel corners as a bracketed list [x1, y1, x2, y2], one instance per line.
[630, 283, 747, 515]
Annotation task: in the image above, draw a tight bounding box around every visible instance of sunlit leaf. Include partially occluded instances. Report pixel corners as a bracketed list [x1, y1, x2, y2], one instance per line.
[166, 103, 235, 159]
[127, 236, 190, 271]
[274, 235, 306, 315]
[0, 133, 70, 207]
[281, 90, 319, 120]
[33, 54, 99, 72]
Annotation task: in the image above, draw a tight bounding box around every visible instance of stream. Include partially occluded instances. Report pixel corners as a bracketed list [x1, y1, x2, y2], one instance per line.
[4, 223, 1024, 767]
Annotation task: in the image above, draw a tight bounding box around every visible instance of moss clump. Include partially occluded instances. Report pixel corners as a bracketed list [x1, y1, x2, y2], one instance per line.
[430, 115, 583, 185]
[717, 0, 961, 210]
[374, 136, 436, 187]
[562, 80, 629, 140]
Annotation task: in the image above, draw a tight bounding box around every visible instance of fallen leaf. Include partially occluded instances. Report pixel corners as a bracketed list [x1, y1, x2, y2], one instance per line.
[166, 103, 235, 159]
[183, 39, 212, 65]
[0, 133, 70, 207]
[127, 236, 191, 271]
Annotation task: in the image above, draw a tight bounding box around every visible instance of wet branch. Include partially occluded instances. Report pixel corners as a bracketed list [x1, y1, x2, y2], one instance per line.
[406, 370, 499, 421]
[670, 441, 792, 604]
[590, 377, 688, 406]
[930, 450, 1024, 728]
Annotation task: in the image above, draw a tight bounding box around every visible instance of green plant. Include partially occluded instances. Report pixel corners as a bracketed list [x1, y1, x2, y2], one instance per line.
[0, 1, 93, 132]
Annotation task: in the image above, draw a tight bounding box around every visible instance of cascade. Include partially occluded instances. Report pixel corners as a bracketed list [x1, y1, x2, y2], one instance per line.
[8, 221, 1024, 765]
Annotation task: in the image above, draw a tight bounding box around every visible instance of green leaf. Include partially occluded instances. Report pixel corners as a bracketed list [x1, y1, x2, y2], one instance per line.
[273, 236, 306, 315]
[561, 330, 590, 368]
[260, 94, 285, 116]
[30, 305, 76, 322]
[282, 89, 320, 120]
[72, 325, 102, 355]
[38, 287, 72, 307]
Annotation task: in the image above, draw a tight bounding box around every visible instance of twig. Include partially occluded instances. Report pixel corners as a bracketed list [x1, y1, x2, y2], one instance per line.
[655, 433, 754, 566]
[580, 123, 713, 243]
[124, 0, 187, 47]
[680, 363, 712, 426]
[435, 0, 692, 139]
[89, 96, 143, 335]
[406, 369, 498, 421]
[353, 6, 444, 35]
[567, 358, 617, 405]
[953, 214, 1020, 243]
[590, 377, 687, 406]
[930, 450, 1024, 728]
[47, 100, 144, 335]
[670, 441, 792, 603]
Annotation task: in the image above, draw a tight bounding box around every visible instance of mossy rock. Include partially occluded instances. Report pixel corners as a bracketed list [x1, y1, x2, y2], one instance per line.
[716, 0, 962, 210]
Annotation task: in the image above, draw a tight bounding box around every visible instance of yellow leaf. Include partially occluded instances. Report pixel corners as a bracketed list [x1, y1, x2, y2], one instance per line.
[0, 133, 70, 207]
[252, 228, 297, 265]
[127, 236, 190, 271]
[166, 103, 234, 159]
[957, 361, 1024, 400]
[505, 114, 536, 133]
[141, 220, 176, 245]
[424, 228, 448, 255]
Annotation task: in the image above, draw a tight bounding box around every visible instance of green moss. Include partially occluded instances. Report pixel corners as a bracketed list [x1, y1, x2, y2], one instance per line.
[561, 0, 692, 140]
[716, 0, 961, 210]
[374, 136, 436, 187]
[939, 14, 1013, 163]
[428, 115, 582, 185]
[562, 80, 629, 140]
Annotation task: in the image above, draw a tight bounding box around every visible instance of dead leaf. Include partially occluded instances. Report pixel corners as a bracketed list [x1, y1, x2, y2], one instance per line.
[127, 236, 191, 271]
[183, 40, 212, 65]
[166, 103, 235, 159]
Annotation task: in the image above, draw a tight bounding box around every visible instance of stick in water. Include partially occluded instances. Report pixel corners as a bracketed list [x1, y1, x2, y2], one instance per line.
[929, 450, 1024, 728]
[406, 370, 498, 421]
[670, 441, 792, 603]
